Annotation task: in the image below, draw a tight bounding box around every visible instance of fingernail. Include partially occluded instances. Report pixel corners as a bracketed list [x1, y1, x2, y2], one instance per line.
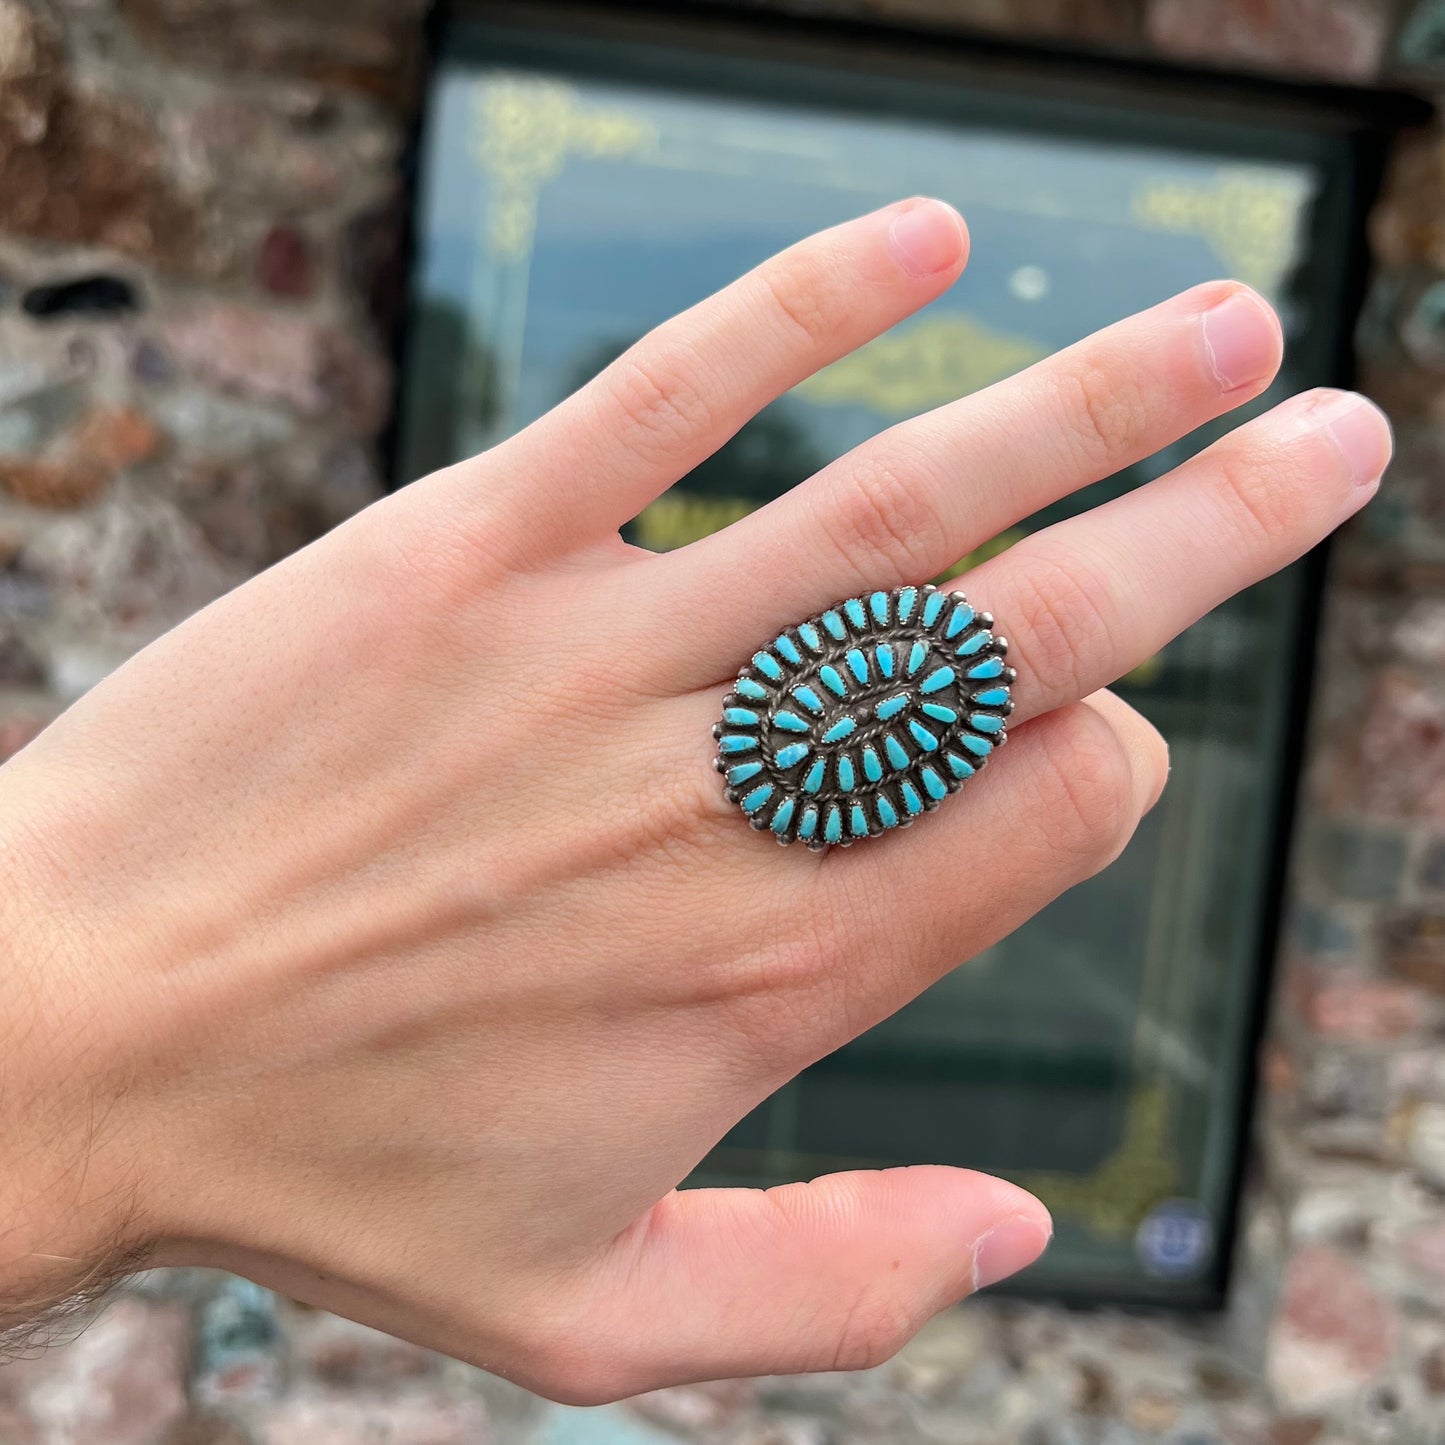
[888, 199, 966, 278]
[1313, 390, 1393, 488]
[971, 1213, 1052, 1292]
[1201, 287, 1280, 392]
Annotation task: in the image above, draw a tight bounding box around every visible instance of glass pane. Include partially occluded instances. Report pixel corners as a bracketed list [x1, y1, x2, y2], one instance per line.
[398, 21, 1346, 1304]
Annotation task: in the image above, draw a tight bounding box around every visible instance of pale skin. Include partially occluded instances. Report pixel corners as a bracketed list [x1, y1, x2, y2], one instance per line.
[0, 199, 1389, 1402]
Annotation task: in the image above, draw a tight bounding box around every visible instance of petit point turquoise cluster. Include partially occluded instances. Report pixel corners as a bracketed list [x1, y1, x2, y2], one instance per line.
[714, 585, 1015, 848]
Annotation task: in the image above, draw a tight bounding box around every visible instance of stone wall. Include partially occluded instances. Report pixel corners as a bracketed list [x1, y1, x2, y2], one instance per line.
[0, 1, 1442, 1443]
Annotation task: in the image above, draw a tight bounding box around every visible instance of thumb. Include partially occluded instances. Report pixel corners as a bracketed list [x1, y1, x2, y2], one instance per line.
[572, 1166, 1050, 1398]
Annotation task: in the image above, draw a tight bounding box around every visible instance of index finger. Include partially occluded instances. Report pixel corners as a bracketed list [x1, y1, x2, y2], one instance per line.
[463, 199, 969, 555]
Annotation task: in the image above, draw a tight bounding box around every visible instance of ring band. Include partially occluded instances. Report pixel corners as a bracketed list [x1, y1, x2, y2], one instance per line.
[714, 585, 1015, 849]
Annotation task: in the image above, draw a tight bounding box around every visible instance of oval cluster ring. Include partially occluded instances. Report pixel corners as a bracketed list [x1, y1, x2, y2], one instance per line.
[713, 584, 1015, 849]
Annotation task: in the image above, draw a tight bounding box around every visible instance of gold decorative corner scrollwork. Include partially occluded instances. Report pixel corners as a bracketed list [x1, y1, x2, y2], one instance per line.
[471, 76, 658, 261]
[1016, 1082, 1181, 1240]
[797, 314, 1048, 418]
[1130, 169, 1308, 292]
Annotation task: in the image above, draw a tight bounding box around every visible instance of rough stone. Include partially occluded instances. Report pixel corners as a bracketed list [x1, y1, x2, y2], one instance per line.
[258, 1390, 491, 1445]
[121, 0, 431, 109]
[162, 1414, 252, 1445]
[1294, 972, 1431, 1043]
[0, 8, 204, 272]
[0, 404, 162, 509]
[6, 1298, 191, 1445]
[1371, 132, 1445, 272]
[1382, 912, 1445, 992]
[256, 224, 315, 300]
[0, 712, 45, 762]
[1266, 1246, 1398, 1412]
[159, 304, 390, 432]
[626, 1379, 755, 1432]
[0, 625, 45, 686]
[1146, 0, 1389, 81]
[291, 1310, 437, 1388]
[168, 97, 343, 208]
[1405, 1102, 1445, 1188]
[1308, 820, 1410, 901]
[194, 1277, 283, 1405]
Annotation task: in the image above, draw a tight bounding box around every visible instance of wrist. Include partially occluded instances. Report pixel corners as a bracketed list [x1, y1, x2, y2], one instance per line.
[0, 769, 159, 1335]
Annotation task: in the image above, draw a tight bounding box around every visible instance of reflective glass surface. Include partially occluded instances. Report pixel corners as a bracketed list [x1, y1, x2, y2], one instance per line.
[399, 17, 1352, 1303]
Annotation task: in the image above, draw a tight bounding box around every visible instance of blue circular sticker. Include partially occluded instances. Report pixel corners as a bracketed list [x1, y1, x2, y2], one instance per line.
[1135, 1199, 1214, 1279]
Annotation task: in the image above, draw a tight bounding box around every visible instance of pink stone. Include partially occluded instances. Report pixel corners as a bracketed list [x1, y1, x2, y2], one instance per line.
[1295, 972, 1431, 1042]
[256, 225, 316, 300]
[1146, 0, 1387, 82]
[15, 1299, 190, 1445]
[1267, 1245, 1397, 1411]
[160, 304, 389, 433]
[260, 1391, 491, 1445]
[1400, 1220, 1445, 1280]
[627, 1379, 755, 1431]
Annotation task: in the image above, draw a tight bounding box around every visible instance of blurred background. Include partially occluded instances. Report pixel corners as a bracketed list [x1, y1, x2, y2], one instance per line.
[1, 1, 1443, 1442]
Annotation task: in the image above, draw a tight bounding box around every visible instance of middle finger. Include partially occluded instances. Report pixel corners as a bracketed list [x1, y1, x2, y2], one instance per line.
[658, 280, 1282, 683]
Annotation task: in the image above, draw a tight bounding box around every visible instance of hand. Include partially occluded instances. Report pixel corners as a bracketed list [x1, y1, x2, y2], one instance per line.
[0, 199, 1388, 1399]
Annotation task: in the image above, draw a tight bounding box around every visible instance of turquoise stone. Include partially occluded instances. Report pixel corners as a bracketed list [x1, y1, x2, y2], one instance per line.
[716, 586, 1011, 849]
[945, 602, 975, 639]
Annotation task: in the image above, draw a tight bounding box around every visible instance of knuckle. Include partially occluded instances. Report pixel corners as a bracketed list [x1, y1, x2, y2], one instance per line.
[754, 257, 841, 350]
[603, 340, 716, 458]
[1208, 424, 1329, 549]
[825, 445, 949, 583]
[1007, 547, 1115, 707]
[1060, 359, 1151, 473]
[1212, 443, 1302, 546]
[509, 1311, 646, 1406]
[1033, 707, 1138, 866]
[825, 1287, 919, 1373]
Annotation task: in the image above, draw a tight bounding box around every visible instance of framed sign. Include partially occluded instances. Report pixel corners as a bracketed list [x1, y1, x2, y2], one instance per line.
[398, 4, 1367, 1304]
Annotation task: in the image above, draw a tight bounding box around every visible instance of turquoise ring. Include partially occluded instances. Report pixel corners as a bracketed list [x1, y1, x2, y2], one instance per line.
[713, 585, 1014, 849]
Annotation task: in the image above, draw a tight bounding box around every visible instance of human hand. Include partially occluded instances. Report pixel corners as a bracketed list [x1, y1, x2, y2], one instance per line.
[0, 199, 1388, 1399]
